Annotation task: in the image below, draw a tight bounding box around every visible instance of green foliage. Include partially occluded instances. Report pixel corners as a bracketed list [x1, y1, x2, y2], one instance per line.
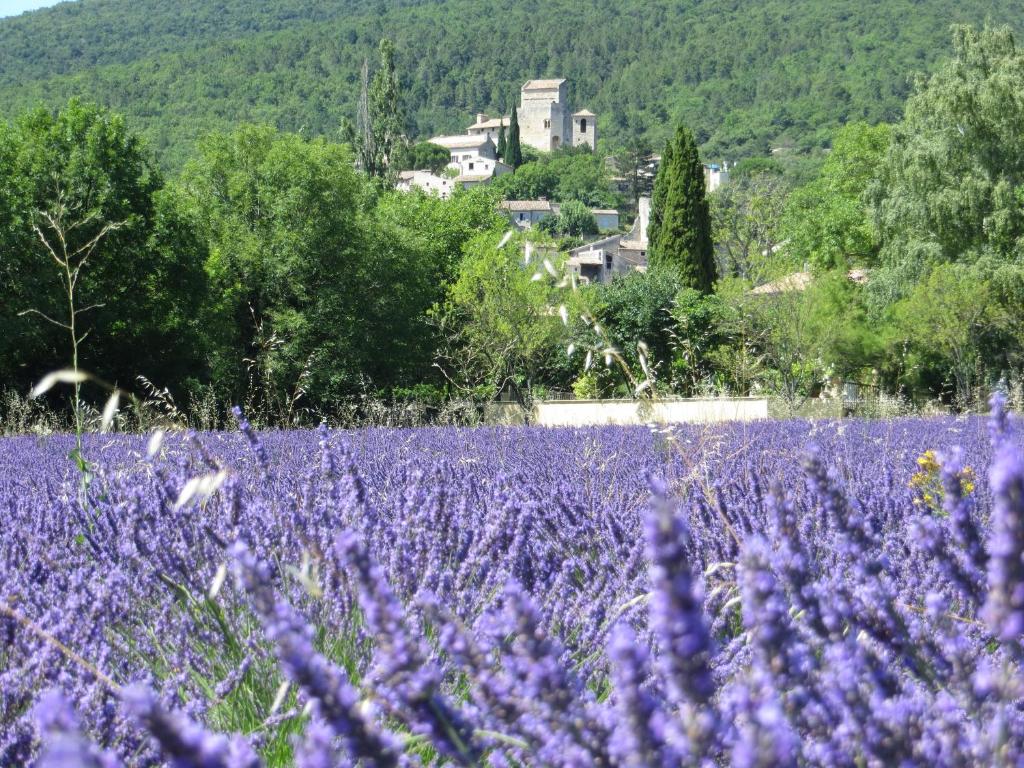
[392, 141, 451, 174]
[506, 106, 523, 170]
[492, 149, 619, 207]
[893, 262, 1006, 403]
[711, 170, 790, 283]
[181, 125, 371, 408]
[872, 25, 1024, 295]
[781, 122, 890, 272]
[1, 0, 1008, 168]
[369, 38, 404, 176]
[496, 123, 507, 160]
[0, 100, 208, 400]
[613, 134, 654, 206]
[433, 231, 564, 400]
[586, 268, 682, 391]
[649, 124, 715, 292]
[538, 200, 598, 238]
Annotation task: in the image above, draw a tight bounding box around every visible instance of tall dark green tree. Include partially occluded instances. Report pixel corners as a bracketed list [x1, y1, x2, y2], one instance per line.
[507, 106, 523, 170]
[649, 124, 715, 293]
[496, 122, 507, 160]
[647, 137, 674, 252]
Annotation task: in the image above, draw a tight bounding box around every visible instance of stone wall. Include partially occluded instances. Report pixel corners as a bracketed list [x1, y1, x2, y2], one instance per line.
[532, 397, 769, 427]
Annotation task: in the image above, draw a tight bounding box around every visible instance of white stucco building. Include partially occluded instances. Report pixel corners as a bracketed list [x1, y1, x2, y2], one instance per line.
[417, 134, 512, 192]
[466, 79, 597, 154]
[396, 169, 455, 199]
[428, 134, 498, 163]
[705, 163, 730, 193]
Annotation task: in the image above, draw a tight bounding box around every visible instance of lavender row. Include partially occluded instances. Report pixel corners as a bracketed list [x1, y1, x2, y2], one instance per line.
[1, 403, 1020, 766]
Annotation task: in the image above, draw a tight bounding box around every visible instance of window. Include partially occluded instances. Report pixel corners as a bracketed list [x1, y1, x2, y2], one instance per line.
[544, 119, 551, 129]
[580, 118, 587, 133]
[468, 162, 474, 170]
[519, 213, 525, 221]
[605, 253, 613, 270]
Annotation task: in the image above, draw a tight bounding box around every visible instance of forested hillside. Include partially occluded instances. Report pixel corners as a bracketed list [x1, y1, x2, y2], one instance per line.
[0, 0, 1018, 167]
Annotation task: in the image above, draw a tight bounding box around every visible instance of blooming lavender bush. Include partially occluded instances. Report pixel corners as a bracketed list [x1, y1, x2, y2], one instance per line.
[1, 401, 1022, 766]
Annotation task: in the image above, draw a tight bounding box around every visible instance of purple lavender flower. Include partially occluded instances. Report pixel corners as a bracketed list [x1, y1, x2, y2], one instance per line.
[230, 541, 402, 768]
[120, 682, 262, 768]
[981, 444, 1024, 652]
[335, 531, 482, 765]
[231, 406, 269, 469]
[606, 623, 680, 767]
[645, 477, 718, 759]
[34, 689, 124, 768]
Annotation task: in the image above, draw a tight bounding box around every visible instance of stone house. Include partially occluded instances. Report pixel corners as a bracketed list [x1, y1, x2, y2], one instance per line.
[466, 114, 510, 144]
[502, 200, 558, 229]
[566, 197, 650, 284]
[500, 200, 621, 232]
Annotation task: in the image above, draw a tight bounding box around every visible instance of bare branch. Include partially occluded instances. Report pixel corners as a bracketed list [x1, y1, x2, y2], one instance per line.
[74, 303, 107, 316]
[17, 307, 71, 330]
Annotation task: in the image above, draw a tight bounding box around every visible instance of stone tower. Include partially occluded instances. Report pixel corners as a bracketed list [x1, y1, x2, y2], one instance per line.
[518, 79, 572, 152]
[468, 79, 597, 154]
[572, 110, 597, 150]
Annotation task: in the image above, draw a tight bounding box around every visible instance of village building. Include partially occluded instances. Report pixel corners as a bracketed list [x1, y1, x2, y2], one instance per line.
[566, 197, 650, 283]
[414, 134, 512, 193]
[705, 163, 730, 193]
[396, 169, 455, 199]
[500, 200, 621, 232]
[466, 114, 509, 144]
[502, 200, 558, 228]
[467, 79, 597, 154]
[428, 134, 498, 163]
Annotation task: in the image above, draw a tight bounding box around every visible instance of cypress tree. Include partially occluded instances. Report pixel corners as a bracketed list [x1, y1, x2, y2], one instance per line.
[647, 137, 674, 253]
[507, 106, 523, 169]
[496, 122, 507, 160]
[649, 124, 715, 293]
[369, 37, 403, 176]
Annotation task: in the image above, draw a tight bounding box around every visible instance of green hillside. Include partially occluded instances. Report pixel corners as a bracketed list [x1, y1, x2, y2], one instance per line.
[0, 0, 1019, 167]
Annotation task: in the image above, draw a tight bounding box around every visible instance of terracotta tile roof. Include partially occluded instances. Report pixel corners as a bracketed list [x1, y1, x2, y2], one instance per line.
[573, 109, 596, 117]
[469, 117, 510, 129]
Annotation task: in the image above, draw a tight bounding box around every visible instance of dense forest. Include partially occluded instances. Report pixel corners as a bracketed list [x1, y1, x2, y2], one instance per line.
[0, 0, 1019, 168]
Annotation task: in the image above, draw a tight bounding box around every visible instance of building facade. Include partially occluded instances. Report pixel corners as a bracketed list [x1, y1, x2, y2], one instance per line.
[566, 196, 649, 284]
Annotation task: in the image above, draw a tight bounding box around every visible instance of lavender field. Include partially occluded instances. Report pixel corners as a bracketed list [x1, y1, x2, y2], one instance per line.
[2, 403, 1023, 766]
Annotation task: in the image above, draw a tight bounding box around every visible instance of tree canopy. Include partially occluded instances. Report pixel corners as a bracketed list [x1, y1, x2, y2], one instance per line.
[0, 0, 1014, 168]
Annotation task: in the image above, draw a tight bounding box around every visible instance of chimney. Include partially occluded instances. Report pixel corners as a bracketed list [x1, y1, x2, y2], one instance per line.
[476, 113, 488, 124]
[638, 196, 651, 246]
